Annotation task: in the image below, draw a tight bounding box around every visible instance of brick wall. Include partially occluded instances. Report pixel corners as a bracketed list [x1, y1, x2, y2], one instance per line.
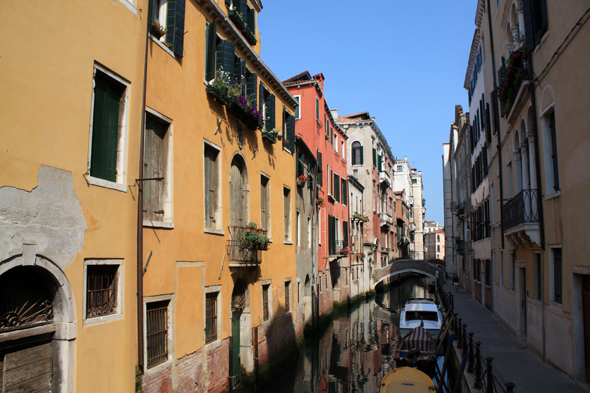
[256, 313, 297, 367]
[206, 339, 230, 393]
[177, 350, 203, 393]
[142, 364, 173, 393]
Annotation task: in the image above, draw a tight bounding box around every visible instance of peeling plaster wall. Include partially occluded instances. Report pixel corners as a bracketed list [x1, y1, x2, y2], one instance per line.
[0, 165, 87, 269]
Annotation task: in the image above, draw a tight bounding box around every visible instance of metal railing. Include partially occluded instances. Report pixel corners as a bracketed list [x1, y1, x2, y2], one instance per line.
[438, 287, 516, 393]
[503, 189, 539, 231]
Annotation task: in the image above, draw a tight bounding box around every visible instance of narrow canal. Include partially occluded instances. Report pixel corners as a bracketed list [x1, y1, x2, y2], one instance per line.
[260, 274, 436, 392]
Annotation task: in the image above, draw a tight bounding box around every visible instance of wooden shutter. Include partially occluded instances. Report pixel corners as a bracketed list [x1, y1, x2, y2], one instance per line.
[523, 0, 537, 52]
[343, 221, 348, 248]
[284, 188, 290, 240]
[317, 150, 322, 171]
[91, 71, 123, 182]
[205, 21, 217, 81]
[234, 56, 245, 86]
[328, 215, 335, 255]
[166, 0, 186, 57]
[216, 39, 235, 78]
[287, 113, 295, 152]
[316, 98, 319, 121]
[378, 154, 383, 172]
[247, 6, 256, 35]
[360, 145, 364, 165]
[341, 180, 347, 205]
[235, 0, 247, 17]
[297, 153, 304, 177]
[246, 70, 257, 105]
[144, 116, 167, 221]
[204, 145, 219, 228]
[260, 177, 268, 230]
[259, 82, 264, 115]
[334, 174, 340, 202]
[267, 93, 276, 131]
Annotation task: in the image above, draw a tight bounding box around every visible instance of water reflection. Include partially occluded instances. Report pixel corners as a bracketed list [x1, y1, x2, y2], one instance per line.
[260, 275, 434, 393]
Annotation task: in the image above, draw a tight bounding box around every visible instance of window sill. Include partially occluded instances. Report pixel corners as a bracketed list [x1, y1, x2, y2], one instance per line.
[149, 34, 176, 58]
[119, 0, 137, 14]
[205, 339, 223, 351]
[83, 313, 123, 327]
[145, 358, 173, 375]
[204, 228, 225, 236]
[283, 147, 293, 154]
[544, 190, 560, 200]
[143, 220, 174, 229]
[284, 240, 294, 245]
[86, 175, 128, 193]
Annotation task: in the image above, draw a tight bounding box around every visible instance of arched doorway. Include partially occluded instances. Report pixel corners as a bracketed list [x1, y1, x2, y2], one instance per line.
[230, 279, 250, 385]
[0, 256, 75, 393]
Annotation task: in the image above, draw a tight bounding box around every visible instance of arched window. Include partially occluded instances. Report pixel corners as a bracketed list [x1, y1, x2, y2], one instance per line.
[351, 141, 363, 165]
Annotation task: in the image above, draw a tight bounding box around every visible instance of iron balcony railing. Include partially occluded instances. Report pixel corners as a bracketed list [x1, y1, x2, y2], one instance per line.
[502, 189, 539, 231]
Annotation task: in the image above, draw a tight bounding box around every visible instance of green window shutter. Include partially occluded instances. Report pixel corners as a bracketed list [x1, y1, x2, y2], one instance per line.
[360, 145, 364, 165]
[91, 71, 123, 182]
[247, 6, 256, 35]
[373, 148, 377, 167]
[324, 115, 327, 136]
[268, 93, 276, 131]
[297, 153, 304, 177]
[287, 112, 295, 152]
[343, 221, 348, 248]
[334, 174, 340, 202]
[233, 56, 244, 86]
[341, 180, 347, 205]
[307, 162, 312, 189]
[166, 0, 186, 57]
[330, 126, 333, 145]
[329, 215, 335, 255]
[235, 0, 247, 16]
[205, 21, 217, 81]
[378, 155, 383, 172]
[316, 98, 319, 121]
[216, 39, 235, 78]
[246, 70, 257, 106]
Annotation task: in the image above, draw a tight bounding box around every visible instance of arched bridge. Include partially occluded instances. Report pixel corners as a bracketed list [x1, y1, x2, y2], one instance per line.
[371, 259, 444, 288]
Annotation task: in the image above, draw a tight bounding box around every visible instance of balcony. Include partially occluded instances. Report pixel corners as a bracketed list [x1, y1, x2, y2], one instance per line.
[379, 212, 393, 228]
[503, 189, 540, 247]
[379, 171, 391, 188]
[498, 50, 529, 122]
[227, 226, 269, 267]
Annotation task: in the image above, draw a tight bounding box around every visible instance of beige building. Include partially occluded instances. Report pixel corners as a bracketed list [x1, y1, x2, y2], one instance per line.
[0, 0, 148, 391]
[450, 0, 590, 382]
[425, 228, 445, 262]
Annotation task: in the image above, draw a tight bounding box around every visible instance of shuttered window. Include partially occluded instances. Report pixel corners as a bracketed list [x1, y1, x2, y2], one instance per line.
[90, 70, 126, 182]
[262, 285, 270, 321]
[328, 215, 335, 255]
[260, 175, 270, 231]
[205, 21, 236, 82]
[205, 293, 218, 343]
[316, 98, 319, 122]
[144, 114, 170, 222]
[260, 84, 276, 132]
[372, 148, 377, 168]
[283, 108, 295, 153]
[341, 180, 347, 206]
[283, 187, 291, 241]
[334, 174, 340, 203]
[343, 221, 348, 248]
[204, 143, 220, 229]
[150, 0, 186, 57]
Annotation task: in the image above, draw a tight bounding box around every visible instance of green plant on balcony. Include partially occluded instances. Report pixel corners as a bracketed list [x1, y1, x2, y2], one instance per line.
[353, 212, 369, 222]
[339, 247, 350, 256]
[498, 49, 526, 116]
[206, 68, 232, 103]
[297, 174, 309, 187]
[316, 198, 325, 207]
[261, 129, 282, 144]
[240, 229, 269, 250]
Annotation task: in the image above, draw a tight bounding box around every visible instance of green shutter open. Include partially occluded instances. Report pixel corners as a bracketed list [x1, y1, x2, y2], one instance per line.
[343, 221, 348, 248]
[216, 39, 235, 78]
[166, 0, 186, 57]
[205, 21, 217, 81]
[267, 93, 276, 130]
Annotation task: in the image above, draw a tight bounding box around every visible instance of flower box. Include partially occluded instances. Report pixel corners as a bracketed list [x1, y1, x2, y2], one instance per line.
[242, 28, 257, 45]
[228, 10, 246, 31]
[261, 130, 281, 144]
[206, 86, 229, 105]
[227, 97, 263, 130]
[297, 179, 306, 187]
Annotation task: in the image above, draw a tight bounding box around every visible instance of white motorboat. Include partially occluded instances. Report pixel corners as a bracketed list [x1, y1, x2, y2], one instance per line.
[398, 298, 442, 338]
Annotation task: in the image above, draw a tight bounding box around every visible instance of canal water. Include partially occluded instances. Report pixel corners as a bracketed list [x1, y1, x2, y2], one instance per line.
[260, 274, 436, 393]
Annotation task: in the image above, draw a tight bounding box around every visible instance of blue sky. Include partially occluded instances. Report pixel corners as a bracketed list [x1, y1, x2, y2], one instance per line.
[258, 1, 478, 224]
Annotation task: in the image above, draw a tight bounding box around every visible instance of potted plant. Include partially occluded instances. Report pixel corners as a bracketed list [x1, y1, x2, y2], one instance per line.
[261, 129, 281, 144]
[316, 198, 325, 207]
[206, 69, 232, 104]
[297, 174, 308, 187]
[339, 247, 350, 256]
[150, 20, 167, 40]
[247, 222, 257, 230]
[240, 230, 270, 250]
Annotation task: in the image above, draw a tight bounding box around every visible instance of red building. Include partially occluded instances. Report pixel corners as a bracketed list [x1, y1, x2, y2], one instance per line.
[284, 71, 351, 316]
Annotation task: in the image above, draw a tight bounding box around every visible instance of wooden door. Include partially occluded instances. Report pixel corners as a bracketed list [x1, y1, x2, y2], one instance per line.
[582, 275, 590, 382]
[1, 340, 52, 393]
[231, 310, 241, 381]
[230, 163, 245, 229]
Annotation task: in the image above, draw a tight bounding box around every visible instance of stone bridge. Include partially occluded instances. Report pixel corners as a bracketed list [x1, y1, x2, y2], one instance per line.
[371, 259, 444, 288]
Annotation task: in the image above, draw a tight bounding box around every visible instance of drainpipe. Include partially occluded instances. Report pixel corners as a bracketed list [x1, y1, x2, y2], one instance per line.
[137, 9, 150, 373]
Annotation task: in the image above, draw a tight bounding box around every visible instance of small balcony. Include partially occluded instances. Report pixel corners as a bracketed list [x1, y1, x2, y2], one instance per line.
[227, 226, 269, 267]
[379, 212, 393, 228]
[503, 189, 540, 247]
[379, 171, 391, 188]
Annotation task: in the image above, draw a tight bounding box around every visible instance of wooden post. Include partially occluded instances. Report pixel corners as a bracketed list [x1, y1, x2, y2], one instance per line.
[486, 357, 494, 393]
[467, 332, 475, 373]
[474, 341, 482, 389]
[505, 381, 516, 393]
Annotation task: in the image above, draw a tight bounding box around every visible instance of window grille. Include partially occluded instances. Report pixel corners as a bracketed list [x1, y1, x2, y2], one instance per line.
[284, 282, 290, 313]
[86, 265, 118, 318]
[147, 301, 169, 368]
[205, 293, 218, 344]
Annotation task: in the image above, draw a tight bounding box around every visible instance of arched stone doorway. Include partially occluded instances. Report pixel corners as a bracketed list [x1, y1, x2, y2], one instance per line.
[0, 255, 75, 393]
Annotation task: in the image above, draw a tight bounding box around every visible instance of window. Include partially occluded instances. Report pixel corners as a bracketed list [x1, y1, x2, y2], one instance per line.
[334, 136, 338, 154]
[397, 165, 403, 171]
[437, 235, 440, 241]
[262, 285, 270, 322]
[89, 67, 129, 188]
[542, 110, 560, 193]
[205, 21, 236, 82]
[260, 84, 275, 131]
[296, 211, 300, 248]
[146, 300, 170, 368]
[341, 140, 345, 159]
[144, 111, 172, 223]
[341, 179, 347, 206]
[84, 260, 122, 323]
[260, 174, 271, 232]
[204, 142, 221, 230]
[227, 0, 256, 42]
[283, 187, 292, 242]
[284, 281, 291, 313]
[149, 0, 185, 56]
[205, 292, 218, 343]
[316, 98, 319, 122]
[307, 217, 312, 250]
[294, 96, 300, 119]
[283, 108, 295, 152]
[551, 247, 562, 304]
[334, 173, 340, 202]
[351, 142, 363, 165]
[372, 148, 377, 168]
